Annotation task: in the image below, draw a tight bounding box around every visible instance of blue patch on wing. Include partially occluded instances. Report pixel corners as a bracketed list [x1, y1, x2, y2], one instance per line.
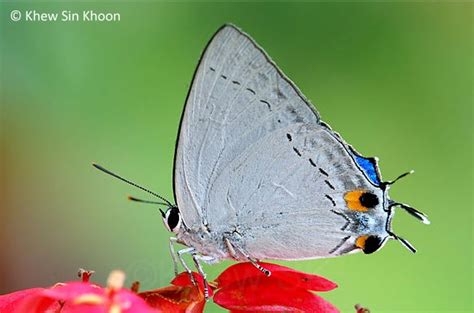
[353, 153, 381, 185]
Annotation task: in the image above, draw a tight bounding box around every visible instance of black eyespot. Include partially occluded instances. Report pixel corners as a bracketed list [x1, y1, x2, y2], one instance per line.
[359, 192, 379, 208]
[363, 235, 383, 254]
[167, 207, 180, 231]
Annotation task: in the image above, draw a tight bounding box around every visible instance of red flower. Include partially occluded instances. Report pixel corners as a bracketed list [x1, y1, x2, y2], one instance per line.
[138, 262, 339, 312]
[0, 270, 155, 313]
[1, 263, 342, 312]
[213, 262, 339, 313]
[0, 288, 56, 313]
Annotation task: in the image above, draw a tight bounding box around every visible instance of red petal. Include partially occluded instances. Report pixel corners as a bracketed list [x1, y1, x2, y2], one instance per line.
[41, 282, 105, 301]
[171, 272, 213, 298]
[216, 262, 337, 292]
[57, 303, 106, 313]
[114, 289, 158, 313]
[0, 288, 50, 313]
[13, 283, 105, 313]
[17, 295, 61, 313]
[171, 272, 201, 287]
[44, 282, 155, 313]
[139, 285, 204, 313]
[214, 280, 339, 313]
[118, 289, 156, 313]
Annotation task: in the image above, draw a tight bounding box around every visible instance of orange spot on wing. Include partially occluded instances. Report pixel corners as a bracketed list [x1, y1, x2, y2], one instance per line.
[356, 236, 369, 249]
[344, 190, 368, 212]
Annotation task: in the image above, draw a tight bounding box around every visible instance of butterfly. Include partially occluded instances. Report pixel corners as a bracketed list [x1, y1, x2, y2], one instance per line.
[94, 24, 429, 297]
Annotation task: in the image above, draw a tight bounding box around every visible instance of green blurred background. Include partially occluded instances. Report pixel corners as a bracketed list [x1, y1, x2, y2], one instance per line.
[1, 2, 472, 312]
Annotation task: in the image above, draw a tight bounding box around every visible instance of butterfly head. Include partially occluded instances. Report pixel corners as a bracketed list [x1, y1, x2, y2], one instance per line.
[160, 206, 182, 233]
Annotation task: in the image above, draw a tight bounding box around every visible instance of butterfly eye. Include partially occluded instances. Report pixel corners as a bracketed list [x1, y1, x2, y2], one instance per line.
[356, 235, 384, 254]
[163, 207, 181, 233]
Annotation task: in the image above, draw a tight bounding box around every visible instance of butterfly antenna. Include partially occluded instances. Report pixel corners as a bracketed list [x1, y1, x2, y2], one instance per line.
[389, 201, 430, 225]
[387, 230, 417, 253]
[92, 163, 173, 207]
[159, 208, 166, 218]
[128, 196, 169, 206]
[127, 196, 170, 218]
[385, 170, 414, 186]
[128, 196, 167, 206]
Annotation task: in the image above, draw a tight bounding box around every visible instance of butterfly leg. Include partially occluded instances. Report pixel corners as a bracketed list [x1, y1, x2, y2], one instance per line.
[171, 241, 213, 297]
[191, 253, 210, 300]
[176, 247, 197, 285]
[224, 237, 239, 260]
[225, 238, 271, 277]
[168, 237, 180, 276]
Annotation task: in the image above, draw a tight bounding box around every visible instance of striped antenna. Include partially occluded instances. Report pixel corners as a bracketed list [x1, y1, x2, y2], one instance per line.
[93, 163, 172, 207]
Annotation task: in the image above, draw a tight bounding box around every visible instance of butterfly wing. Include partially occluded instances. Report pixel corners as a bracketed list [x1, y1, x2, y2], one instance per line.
[174, 25, 320, 230]
[210, 123, 386, 259]
[174, 25, 388, 259]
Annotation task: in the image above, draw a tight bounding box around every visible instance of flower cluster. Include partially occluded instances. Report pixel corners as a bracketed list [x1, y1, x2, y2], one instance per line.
[0, 269, 154, 313]
[0, 262, 369, 312]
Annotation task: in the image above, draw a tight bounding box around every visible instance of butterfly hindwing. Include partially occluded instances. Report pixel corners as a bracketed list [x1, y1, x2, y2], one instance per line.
[208, 123, 385, 258]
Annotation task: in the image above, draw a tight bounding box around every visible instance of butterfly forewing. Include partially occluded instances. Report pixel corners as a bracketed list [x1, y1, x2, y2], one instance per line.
[174, 25, 320, 229]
